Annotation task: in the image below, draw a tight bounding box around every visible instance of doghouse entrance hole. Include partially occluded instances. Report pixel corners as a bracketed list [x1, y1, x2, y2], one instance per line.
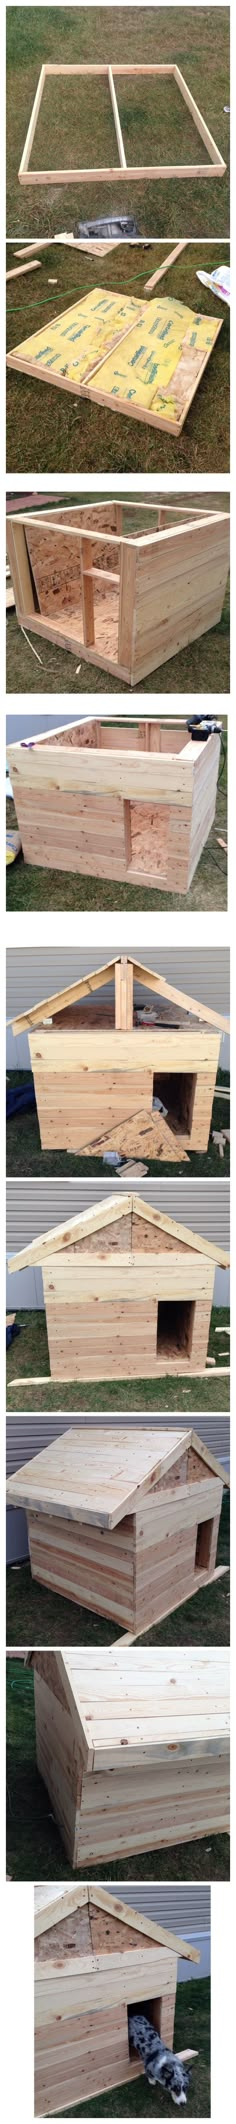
[195, 1518, 214, 1571]
[153, 1072, 196, 1135]
[157, 1299, 195, 1360]
[128, 1996, 163, 2063]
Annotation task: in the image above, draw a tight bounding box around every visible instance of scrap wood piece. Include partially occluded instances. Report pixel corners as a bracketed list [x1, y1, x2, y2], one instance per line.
[144, 239, 188, 294]
[89, 1107, 189, 1162]
[6, 260, 41, 281]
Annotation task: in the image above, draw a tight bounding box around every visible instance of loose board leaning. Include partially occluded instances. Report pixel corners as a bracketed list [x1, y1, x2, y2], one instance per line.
[6, 287, 222, 435]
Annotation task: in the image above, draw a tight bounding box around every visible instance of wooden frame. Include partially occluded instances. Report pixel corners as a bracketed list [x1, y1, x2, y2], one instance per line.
[9, 952, 229, 1162]
[34, 1884, 198, 2116]
[29, 1648, 230, 1869]
[8, 1193, 230, 1385]
[18, 63, 226, 184]
[6, 504, 229, 680]
[7, 1425, 229, 1639]
[6, 294, 223, 436]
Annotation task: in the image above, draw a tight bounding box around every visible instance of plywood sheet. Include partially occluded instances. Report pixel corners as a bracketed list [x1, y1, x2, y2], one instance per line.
[6, 1423, 187, 1528]
[7, 289, 221, 434]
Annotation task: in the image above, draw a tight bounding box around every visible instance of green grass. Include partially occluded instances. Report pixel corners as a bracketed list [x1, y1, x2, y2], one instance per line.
[6, 1491, 230, 1649]
[58, 1979, 211, 2117]
[6, 6, 229, 237]
[6, 237, 230, 476]
[6, 726, 228, 913]
[6, 1069, 230, 1178]
[6, 1661, 229, 1883]
[6, 1306, 230, 1411]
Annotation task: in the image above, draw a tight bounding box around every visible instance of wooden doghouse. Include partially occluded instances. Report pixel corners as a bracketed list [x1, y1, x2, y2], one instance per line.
[6, 502, 229, 683]
[6, 713, 222, 894]
[34, 1882, 199, 2115]
[8, 1193, 230, 1383]
[10, 954, 229, 1162]
[6, 1425, 230, 1639]
[29, 1648, 230, 1867]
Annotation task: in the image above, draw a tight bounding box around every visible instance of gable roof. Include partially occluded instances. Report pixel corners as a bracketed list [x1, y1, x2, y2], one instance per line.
[34, 1882, 199, 1963]
[31, 1648, 229, 1773]
[10, 953, 229, 1035]
[8, 1190, 230, 1274]
[6, 1424, 229, 1526]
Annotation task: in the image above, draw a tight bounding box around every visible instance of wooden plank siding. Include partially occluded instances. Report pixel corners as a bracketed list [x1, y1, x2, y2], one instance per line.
[32, 1650, 230, 1872]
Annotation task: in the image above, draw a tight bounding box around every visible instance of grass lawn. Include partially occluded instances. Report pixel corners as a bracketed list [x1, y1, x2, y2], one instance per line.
[58, 1979, 211, 2117]
[6, 1660, 229, 1884]
[6, 5, 229, 238]
[6, 1306, 230, 1411]
[6, 1490, 230, 1649]
[6, 237, 230, 476]
[6, 1069, 230, 1178]
[6, 726, 228, 913]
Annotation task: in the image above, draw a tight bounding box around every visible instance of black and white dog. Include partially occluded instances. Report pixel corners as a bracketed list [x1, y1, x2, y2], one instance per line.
[128, 2010, 191, 2107]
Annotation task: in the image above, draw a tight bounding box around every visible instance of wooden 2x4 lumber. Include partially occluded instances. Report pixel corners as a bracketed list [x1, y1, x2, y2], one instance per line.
[8, 1194, 132, 1273]
[131, 962, 230, 1034]
[144, 241, 188, 294]
[108, 67, 127, 168]
[115, 958, 133, 1030]
[173, 63, 225, 169]
[10, 957, 119, 1033]
[130, 1195, 229, 1267]
[6, 260, 41, 281]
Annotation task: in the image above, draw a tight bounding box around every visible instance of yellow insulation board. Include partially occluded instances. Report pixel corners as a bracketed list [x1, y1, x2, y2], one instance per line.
[7, 288, 221, 431]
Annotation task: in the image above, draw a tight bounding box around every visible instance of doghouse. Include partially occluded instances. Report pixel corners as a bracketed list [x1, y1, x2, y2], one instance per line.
[34, 1882, 199, 2115]
[29, 1648, 230, 1867]
[8, 1192, 230, 1382]
[6, 501, 229, 682]
[9, 953, 229, 1161]
[6, 1425, 230, 1639]
[6, 711, 223, 895]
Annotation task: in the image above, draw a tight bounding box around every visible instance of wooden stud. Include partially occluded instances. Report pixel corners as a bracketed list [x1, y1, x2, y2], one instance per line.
[6, 260, 41, 281]
[144, 240, 188, 294]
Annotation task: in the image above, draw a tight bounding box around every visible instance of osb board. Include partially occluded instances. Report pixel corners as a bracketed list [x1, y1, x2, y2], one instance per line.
[35, 1899, 157, 1963]
[26, 513, 119, 615]
[6, 1424, 188, 1528]
[7, 288, 222, 435]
